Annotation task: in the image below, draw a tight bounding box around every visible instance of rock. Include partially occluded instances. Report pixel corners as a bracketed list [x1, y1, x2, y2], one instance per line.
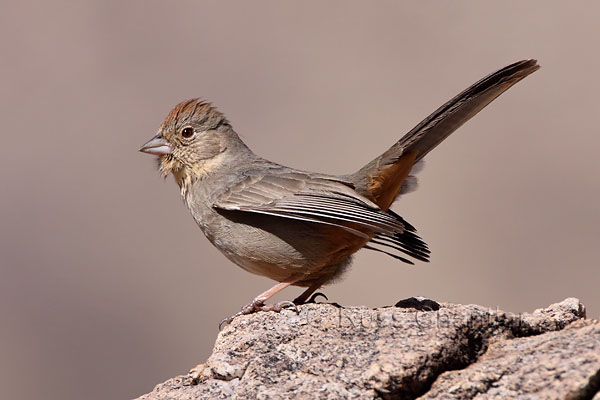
[136, 298, 599, 399]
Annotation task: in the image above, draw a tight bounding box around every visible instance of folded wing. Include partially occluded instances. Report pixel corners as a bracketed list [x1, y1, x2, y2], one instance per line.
[214, 171, 429, 264]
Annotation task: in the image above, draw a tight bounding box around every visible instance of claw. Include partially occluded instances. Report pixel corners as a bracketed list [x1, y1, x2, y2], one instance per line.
[307, 292, 329, 304]
[260, 300, 298, 313]
[218, 299, 299, 330]
[297, 292, 342, 308]
[218, 317, 232, 331]
[218, 299, 264, 330]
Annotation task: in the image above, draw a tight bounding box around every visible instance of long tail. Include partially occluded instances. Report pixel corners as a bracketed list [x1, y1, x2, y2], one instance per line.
[351, 59, 540, 210]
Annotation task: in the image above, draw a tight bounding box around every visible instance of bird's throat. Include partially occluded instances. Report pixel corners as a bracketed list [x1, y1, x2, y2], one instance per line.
[172, 154, 227, 199]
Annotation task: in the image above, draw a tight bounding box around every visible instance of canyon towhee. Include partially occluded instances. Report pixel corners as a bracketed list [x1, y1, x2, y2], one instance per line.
[140, 60, 539, 326]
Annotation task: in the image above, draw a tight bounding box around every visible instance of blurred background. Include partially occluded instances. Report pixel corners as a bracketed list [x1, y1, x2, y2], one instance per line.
[1, 1, 598, 399]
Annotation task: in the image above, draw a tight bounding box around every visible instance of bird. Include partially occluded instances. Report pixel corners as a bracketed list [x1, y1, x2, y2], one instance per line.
[140, 59, 539, 326]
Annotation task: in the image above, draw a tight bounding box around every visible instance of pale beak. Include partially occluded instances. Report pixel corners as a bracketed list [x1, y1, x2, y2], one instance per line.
[139, 135, 171, 156]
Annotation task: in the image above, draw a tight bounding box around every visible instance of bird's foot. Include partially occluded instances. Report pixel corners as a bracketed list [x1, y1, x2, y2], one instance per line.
[296, 292, 342, 308]
[219, 299, 298, 330]
[257, 300, 298, 313]
[304, 292, 329, 304]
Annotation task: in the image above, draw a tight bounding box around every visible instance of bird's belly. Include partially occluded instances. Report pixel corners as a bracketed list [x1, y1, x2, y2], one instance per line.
[203, 211, 369, 285]
[221, 251, 304, 282]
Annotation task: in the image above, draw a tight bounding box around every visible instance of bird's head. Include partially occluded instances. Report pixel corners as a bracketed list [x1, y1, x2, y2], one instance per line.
[140, 99, 242, 189]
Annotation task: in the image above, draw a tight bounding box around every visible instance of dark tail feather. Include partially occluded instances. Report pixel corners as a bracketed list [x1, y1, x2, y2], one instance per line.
[351, 60, 540, 199]
[357, 60, 539, 263]
[363, 244, 415, 265]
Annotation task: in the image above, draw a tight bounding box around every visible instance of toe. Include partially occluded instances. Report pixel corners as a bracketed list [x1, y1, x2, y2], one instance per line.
[306, 292, 329, 304]
[218, 317, 233, 331]
[257, 300, 298, 313]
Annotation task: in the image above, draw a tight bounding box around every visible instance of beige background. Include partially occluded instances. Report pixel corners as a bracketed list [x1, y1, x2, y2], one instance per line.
[1, 1, 599, 399]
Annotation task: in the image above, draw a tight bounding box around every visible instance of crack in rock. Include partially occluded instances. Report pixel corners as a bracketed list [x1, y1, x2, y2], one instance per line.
[419, 319, 600, 399]
[375, 300, 586, 399]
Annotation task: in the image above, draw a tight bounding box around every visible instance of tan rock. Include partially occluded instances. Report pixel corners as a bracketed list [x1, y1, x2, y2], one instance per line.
[136, 298, 599, 399]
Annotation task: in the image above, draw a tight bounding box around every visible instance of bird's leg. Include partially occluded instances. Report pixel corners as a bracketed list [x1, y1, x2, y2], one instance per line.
[293, 277, 329, 305]
[219, 276, 301, 329]
[294, 277, 342, 307]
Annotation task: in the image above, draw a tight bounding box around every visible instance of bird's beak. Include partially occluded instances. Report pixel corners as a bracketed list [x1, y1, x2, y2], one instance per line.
[139, 135, 171, 156]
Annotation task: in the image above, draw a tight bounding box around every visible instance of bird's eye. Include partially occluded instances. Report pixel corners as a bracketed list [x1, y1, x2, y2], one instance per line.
[181, 127, 194, 138]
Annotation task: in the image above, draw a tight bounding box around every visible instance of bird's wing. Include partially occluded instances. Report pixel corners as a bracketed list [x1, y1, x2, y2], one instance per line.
[215, 170, 430, 264]
[213, 171, 407, 239]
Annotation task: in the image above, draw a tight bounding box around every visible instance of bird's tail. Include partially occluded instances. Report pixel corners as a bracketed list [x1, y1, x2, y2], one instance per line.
[350, 59, 540, 210]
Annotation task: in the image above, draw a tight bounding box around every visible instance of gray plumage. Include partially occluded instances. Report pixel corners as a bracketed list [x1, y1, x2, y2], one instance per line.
[140, 60, 539, 319]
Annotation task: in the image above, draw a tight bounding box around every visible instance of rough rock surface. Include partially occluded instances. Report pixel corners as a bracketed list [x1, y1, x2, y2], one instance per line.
[137, 298, 600, 399]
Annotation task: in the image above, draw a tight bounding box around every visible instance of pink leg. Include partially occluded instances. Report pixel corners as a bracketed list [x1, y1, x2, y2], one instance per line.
[252, 279, 297, 304]
[219, 275, 302, 329]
